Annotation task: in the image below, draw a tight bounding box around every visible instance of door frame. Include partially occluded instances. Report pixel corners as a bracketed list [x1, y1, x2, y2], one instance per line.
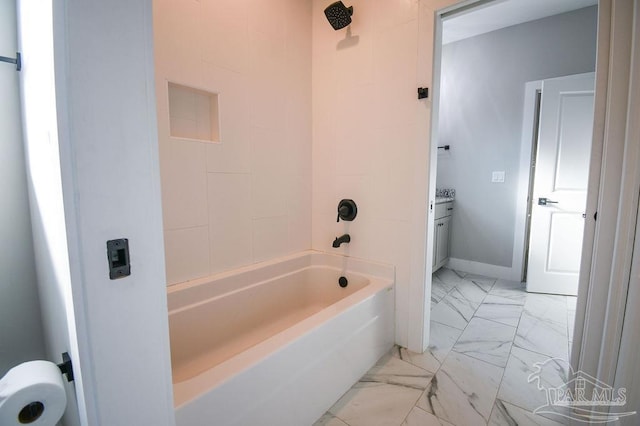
[612, 1, 640, 416]
[573, 0, 640, 403]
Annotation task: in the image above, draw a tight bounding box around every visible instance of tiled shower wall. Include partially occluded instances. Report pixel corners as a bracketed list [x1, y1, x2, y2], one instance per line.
[154, 0, 312, 285]
[312, 0, 436, 348]
[155, 0, 442, 348]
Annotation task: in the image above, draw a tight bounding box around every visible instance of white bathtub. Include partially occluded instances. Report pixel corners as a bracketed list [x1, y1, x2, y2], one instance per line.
[168, 250, 394, 426]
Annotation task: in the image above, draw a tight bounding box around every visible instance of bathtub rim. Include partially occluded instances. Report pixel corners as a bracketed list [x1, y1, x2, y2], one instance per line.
[167, 250, 394, 311]
[169, 265, 371, 316]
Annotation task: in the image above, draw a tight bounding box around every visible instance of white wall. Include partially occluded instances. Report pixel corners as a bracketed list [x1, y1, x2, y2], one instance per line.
[437, 6, 597, 269]
[17, 0, 83, 423]
[19, 0, 176, 424]
[55, 0, 176, 423]
[154, 0, 312, 285]
[0, 0, 45, 377]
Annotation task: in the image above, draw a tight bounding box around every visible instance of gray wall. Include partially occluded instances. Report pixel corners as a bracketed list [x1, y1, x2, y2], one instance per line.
[437, 6, 597, 268]
[0, 0, 45, 377]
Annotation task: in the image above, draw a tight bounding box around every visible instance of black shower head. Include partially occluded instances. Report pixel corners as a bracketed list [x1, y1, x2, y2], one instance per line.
[324, 1, 353, 30]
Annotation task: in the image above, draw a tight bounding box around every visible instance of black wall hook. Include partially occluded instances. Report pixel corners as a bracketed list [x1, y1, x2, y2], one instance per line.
[337, 199, 357, 222]
[57, 352, 74, 382]
[0, 52, 21, 71]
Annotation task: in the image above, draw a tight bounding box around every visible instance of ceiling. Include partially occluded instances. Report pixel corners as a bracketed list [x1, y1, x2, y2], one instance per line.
[443, 0, 598, 44]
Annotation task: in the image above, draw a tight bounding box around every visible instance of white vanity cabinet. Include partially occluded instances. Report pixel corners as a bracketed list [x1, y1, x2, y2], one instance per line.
[433, 201, 453, 271]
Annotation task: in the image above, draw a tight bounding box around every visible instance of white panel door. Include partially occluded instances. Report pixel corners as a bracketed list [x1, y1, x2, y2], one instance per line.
[527, 73, 595, 295]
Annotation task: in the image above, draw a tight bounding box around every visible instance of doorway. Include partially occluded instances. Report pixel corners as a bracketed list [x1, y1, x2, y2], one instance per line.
[423, 1, 599, 422]
[429, 0, 598, 335]
[432, 2, 598, 284]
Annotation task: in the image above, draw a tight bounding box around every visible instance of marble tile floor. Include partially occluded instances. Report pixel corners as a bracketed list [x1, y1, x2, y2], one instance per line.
[315, 268, 576, 426]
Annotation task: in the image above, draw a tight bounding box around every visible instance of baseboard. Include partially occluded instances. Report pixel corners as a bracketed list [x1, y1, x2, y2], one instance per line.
[446, 258, 520, 281]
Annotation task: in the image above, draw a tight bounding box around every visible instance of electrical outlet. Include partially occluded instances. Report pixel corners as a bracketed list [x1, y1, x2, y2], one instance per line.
[492, 171, 505, 183]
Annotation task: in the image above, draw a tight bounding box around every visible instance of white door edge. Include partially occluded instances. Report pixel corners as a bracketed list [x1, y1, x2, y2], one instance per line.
[512, 80, 543, 283]
[574, 0, 639, 399]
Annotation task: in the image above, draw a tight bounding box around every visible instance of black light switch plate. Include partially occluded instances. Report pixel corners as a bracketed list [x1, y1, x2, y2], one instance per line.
[107, 238, 130, 279]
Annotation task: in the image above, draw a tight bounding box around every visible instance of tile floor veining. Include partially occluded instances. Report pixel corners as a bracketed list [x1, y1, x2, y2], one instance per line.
[315, 268, 576, 426]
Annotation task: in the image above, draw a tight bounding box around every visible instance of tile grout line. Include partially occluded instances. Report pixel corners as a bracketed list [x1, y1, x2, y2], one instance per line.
[467, 277, 503, 425]
[429, 270, 573, 424]
[423, 272, 499, 425]
[487, 282, 527, 424]
[445, 272, 522, 424]
[397, 385, 431, 426]
[362, 349, 440, 426]
[488, 283, 572, 421]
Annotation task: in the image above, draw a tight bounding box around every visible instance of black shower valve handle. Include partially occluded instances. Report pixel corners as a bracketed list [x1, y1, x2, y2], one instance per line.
[337, 205, 350, 222]
[337, 199, 358, 222]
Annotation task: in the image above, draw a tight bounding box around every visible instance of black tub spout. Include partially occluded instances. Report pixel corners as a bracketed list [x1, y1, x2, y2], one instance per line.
[332, 234, 351, 248]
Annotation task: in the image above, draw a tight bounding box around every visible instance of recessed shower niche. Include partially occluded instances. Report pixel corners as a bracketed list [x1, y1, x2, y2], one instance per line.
[167, 82, 220, 143]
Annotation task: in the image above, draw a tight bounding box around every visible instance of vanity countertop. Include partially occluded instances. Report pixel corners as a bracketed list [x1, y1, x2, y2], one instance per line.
[435, 197, 454, 204]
